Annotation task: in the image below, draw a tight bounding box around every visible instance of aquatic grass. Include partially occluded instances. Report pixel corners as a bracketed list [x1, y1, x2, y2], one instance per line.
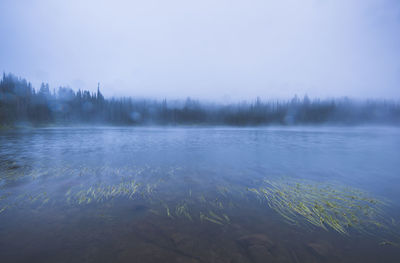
[1, 163, 399, 247]
[248, 178, 395, 237]
[0, 206, 7, 213]
[199, 209, 231, 225]
[164, 204, 173, 218]
[69, 180, 142, 205]
[175, 201, 193, 221]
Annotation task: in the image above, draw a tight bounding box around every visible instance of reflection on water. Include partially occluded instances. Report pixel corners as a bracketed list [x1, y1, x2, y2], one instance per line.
[1, 127, 400, 262]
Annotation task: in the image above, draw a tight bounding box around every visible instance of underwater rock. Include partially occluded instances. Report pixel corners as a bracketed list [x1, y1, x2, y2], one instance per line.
[170, 232, 196, 252]
[247, 245, 274, 263]
[237, 234, 276, 263]
[306, 242, 333, 259]
[237, 234, 274, 249]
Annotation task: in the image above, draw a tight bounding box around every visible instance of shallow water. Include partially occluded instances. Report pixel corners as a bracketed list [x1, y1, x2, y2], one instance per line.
[1, 126, 400, 263]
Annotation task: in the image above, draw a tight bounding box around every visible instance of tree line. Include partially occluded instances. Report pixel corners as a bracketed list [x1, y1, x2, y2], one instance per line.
[1, 73, 399, 126]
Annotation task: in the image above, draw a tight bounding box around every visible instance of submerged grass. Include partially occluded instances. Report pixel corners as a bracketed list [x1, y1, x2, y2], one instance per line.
[247, 178, 395, 237]
[69, 180, 141, 205]
[1, 163, 399, 245]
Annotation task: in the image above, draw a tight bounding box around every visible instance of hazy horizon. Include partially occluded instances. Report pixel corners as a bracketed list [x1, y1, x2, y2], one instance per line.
[1, 0, 399, 101]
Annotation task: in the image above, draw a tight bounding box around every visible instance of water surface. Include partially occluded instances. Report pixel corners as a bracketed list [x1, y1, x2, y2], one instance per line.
[1, 127, 400, 263]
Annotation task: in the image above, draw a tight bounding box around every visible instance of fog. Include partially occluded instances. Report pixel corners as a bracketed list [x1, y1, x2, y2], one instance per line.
[0, 0, 399, 101]
[1, 73, 399, 126]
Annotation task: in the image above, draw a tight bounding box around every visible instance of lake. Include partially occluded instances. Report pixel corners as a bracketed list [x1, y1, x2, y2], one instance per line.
[1, 126, 400, 263]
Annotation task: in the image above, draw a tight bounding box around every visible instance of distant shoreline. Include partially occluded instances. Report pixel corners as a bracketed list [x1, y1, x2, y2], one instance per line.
[1, 73, 400, 127]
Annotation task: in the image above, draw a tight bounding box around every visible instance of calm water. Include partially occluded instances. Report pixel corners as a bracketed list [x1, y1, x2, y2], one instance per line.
[0, 127, 400, 263]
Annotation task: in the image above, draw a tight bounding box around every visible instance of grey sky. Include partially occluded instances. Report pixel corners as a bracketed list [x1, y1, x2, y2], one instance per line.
[0, 0, 399, 101]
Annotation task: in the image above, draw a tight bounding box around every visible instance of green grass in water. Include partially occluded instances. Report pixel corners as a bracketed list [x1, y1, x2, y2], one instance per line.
[248, 178, 393, 236]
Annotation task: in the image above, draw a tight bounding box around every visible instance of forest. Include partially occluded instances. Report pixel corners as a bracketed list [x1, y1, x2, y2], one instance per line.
[1, 73, 399, 126]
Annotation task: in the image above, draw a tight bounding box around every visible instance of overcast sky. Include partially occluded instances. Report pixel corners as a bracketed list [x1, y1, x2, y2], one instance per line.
[0, 0, 399, 101]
